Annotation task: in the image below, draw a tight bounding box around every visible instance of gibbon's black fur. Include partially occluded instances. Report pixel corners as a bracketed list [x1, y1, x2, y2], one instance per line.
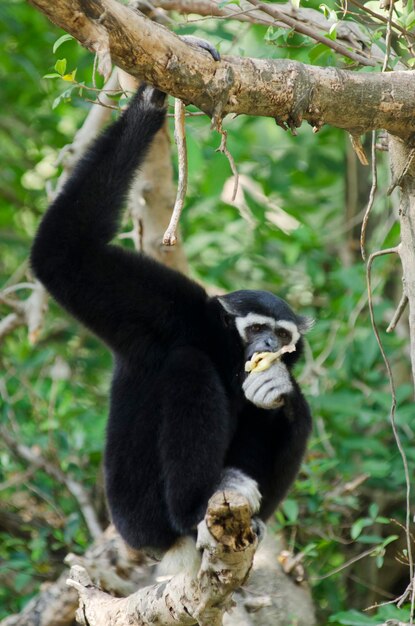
[31, 85, 312, 553]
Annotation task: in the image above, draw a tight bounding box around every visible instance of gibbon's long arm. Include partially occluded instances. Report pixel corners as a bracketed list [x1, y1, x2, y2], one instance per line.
[31, 86, 206, 354]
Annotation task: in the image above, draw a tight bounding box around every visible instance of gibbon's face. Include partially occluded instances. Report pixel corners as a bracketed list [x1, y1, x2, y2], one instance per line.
[234, 313, 300, 361]
[218, 290, 313, 410]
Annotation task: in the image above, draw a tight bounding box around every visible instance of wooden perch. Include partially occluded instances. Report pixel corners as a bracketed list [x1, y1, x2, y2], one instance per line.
[28, 0, 415, 137]
[0, 522, 316, 626]
[66, 491, 258, 626]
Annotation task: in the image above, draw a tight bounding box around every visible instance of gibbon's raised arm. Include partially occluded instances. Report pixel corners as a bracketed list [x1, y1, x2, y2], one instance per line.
[31, 86, 206, 354]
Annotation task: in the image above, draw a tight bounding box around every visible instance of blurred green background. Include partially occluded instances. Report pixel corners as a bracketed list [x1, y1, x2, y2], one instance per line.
[0, 1, 413, 624]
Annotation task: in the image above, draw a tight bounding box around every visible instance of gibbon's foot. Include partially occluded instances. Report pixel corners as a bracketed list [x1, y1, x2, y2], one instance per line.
[219, 468, 262, 514]
[180, 35, 221, 62]
[136, 82, 167, 109]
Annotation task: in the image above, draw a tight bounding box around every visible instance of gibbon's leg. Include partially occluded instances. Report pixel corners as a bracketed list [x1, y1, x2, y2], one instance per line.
[159, 347, 233, 534]
[156, 347, 233, 576]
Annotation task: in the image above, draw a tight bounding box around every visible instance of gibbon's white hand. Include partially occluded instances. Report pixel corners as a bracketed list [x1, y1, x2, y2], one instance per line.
[243, 360, 293, 409]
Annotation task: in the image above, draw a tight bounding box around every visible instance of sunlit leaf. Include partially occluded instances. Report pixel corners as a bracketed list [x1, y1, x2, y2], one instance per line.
[53, 33, 74, 53]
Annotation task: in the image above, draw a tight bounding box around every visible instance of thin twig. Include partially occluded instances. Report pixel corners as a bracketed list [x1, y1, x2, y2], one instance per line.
[85, 97, 120, 111]
[0, 293, 24, 312]
[349, 134, 369, 166]
[0, 313, 23, 341]
[348, 0, 415, 40]
[92, 52, 99, 89]
[178, 6, 264, 25]
[246, 0, 378, 67]
[365, 584, 411, 612]
[0, 426, 102, 539]
[366, 246, 414, 593]
[360, 132, 378, 260]
[167, 111, 207, 117]
[312, 545, 382, 581]
[157, 0, 381, 65]
[1, 282, 36, 295]
[382, 0, 395, 72]
[387, 293, 408, 333]
[387, 147, 415, 196]
[163, 98, 188, 246]
[216, 122, 239, 202]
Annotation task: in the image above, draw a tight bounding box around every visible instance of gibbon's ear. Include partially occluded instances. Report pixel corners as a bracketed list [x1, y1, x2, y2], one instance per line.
[297, 316, 315, 334]
[217, 295, 239, 316]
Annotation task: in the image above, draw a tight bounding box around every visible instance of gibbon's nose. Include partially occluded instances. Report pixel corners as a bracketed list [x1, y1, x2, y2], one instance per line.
[265, 335, 279, 351]
[246, 334, 279, 361]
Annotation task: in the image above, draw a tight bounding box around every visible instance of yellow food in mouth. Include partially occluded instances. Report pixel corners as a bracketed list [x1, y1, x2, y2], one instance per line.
[244, 344, 296, 373]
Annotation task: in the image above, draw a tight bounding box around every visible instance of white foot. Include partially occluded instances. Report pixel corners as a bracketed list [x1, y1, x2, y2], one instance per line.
[218, 468, 262, 513]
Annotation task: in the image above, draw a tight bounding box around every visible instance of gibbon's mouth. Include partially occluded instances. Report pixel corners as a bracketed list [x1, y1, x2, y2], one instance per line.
[245, 345, 296, 374]
[245, 340, 278, 362]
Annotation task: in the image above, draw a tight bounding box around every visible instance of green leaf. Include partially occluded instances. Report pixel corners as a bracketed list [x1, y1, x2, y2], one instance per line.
[319, 3, 331, 18]
[357, 535, 384, 544]
[381, 534, 398, 547]
[54, 58, 67, 75]
[218, 0, 240, 6]
[327, 23, 338, 40]
[308, 42, 331, 63]
[368, 502, 378, 519]
[43, 73, 61, 79]
[264, 26, 293, 44]
[350, 517, 371, 540]
[52, 86, 74, 109]
[375, 553, 384, 568]
[62, 69, 77, 82]
[264, 26, 279, 42]
[282, 498, 299, 522]
[53, 34, 74, 53]
[329, 609, 378, 624]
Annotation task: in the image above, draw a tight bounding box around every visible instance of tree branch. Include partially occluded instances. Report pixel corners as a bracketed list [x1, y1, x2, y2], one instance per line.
[389, 136, 415, 390]
[150, 0, 398, 67]
[246, 0, 376, 67]
[163, 97, 188, 245]
[0, 426, 102, 540]
[67, 491, 259, 626]
[27, 0, 415, 136]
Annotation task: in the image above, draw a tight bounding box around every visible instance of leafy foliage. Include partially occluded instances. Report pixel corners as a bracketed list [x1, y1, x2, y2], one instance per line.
[0, 0, 413, 623]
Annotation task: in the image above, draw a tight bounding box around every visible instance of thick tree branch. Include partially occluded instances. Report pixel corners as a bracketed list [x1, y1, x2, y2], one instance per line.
[67, 492, 258, 626]
[28, 0, 415, 136]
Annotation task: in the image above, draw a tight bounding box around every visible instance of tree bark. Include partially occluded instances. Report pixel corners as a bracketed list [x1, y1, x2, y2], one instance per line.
[0, 522, 315, 626]
[27, 0, 415, 136]
[388, 137, 415, 389]
[63, 492, 315, 626]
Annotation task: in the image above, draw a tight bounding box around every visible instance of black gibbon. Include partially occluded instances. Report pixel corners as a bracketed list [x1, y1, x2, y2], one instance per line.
[31, 83, 312, 568]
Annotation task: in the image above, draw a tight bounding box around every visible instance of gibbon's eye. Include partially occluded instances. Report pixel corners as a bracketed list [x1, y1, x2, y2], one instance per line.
[276, 327, 291, 341]
[250, 324, 267, 333]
